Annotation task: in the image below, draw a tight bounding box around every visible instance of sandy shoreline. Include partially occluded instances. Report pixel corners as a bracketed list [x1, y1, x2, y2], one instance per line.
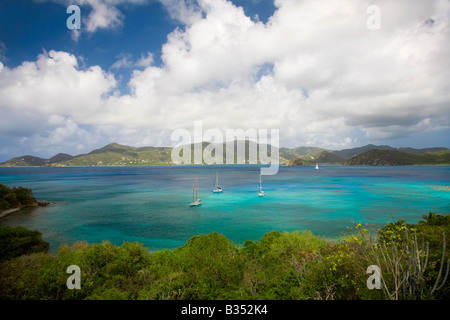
[0, 201, 50, 219]
[0, 208, 21, 218]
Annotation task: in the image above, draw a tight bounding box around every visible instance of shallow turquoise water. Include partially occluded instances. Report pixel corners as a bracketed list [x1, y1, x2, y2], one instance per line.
[1, 165, 449, 253]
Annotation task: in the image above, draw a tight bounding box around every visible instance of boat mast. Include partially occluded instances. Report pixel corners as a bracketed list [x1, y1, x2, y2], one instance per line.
[216, 172, 219, 188]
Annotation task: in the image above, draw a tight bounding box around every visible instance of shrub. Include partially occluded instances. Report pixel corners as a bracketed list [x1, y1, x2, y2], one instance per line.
[0, 226, 49, 263]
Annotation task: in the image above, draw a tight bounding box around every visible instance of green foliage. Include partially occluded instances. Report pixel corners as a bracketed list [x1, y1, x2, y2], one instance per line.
[174, 232, 243, 299]
[0, 184, 37, 210]
[61, 143, 175, 166]
[240, 231, 328, 299]
[345, 149, 450, 165]
[0, 226, 49, 263]
[73, 240, 152, 300]
[378, 218, 409, 247]
[367, 214, 450, 299]
[419, 212, 450, 226]
[0, 252, 53, 300]
[287, 151, 345, 165]
[293, 224, 377, 300]
[87, 288, 129, 300]
[13, 187, 36, 206]
[0, 214, 448, 300]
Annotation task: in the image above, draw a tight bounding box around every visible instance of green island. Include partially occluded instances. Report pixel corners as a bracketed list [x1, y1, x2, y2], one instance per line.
[1, 213, 448, 300]
[1, 142, 449, 167]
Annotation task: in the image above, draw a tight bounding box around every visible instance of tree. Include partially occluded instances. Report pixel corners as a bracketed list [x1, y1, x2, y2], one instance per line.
[0, 226, 49, 263]
[174, 232, 242, 299]
[421, 212, 437, 225]
[0, 184, 37, 210]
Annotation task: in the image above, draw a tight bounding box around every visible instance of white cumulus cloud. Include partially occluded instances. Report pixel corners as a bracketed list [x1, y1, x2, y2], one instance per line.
[1, 0, 450, 159]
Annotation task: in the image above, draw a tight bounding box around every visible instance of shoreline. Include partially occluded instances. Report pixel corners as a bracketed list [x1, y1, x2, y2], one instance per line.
[0, 201, 50, 219]
[0, 207, 20, 218]
[1, 163, 450, 168]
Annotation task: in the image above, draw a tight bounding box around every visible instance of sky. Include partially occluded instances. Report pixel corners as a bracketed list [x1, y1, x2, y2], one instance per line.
[0, 0, 449, 161]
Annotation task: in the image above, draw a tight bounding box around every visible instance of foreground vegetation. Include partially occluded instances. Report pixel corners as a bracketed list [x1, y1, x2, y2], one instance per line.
[0, 213, 448, 300]
[0, 184, 38, 211]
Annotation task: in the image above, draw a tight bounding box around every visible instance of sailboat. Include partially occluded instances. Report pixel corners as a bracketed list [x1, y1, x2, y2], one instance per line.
[315, 163, 319, 170]
[258, 174, 265, 197]
[212, 172, 223, 193]
[190, 177, 202, 206]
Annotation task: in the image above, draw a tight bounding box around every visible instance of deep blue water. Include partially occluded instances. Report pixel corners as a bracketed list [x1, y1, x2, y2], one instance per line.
[0, 165, 449, 253]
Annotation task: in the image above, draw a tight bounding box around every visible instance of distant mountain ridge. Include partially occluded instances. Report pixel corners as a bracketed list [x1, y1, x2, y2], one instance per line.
[332, 144, 394, 159]
[344, 149, 450, 166]
[1, 142, 449, 167]
[1, 154, 74, 167]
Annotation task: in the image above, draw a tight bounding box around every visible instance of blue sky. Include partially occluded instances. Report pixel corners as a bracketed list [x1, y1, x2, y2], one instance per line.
[1, 1, 180, 79]
[0, 0, 449, 161]
[0, 1, 276, 72]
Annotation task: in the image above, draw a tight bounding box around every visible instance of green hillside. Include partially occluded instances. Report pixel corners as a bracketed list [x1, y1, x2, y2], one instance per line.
[0, 155, 48, 167]
[0, 153, 74, 167]
[279, 146, 328, 161]
[1, 143, 449, 167]
[333, 144, 394, 159]
[171, 140, 282, 165]
[61, 143, 174, 166]
[344, 149, 450, 166]
[286, 150, 345, 166]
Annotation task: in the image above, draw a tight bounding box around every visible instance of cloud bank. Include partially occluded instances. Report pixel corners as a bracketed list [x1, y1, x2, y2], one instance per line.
[1, 0, 449, 158]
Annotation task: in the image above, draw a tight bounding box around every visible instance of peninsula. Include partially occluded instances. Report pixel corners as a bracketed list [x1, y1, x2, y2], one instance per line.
[0, 184, 49, 218]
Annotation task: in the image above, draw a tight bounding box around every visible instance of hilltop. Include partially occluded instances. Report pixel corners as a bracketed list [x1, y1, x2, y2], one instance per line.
[61, 143, 174, 166]
[0, 143, 174, 167]
[286, 145, 450, 166]
[344, 149, 450, 166]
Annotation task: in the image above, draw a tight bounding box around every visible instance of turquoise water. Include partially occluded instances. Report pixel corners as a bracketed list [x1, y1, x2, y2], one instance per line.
[1, 165, 449, 253]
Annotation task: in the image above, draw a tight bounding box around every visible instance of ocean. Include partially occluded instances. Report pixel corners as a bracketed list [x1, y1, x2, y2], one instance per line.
[1, 165, 449, 254]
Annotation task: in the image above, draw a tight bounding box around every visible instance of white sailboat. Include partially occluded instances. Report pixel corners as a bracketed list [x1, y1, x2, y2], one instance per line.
[258, 174, 265, 197]
[190, 177, 202, 206]
[212, 172, 223, 193]
[315, 163, 319, 170]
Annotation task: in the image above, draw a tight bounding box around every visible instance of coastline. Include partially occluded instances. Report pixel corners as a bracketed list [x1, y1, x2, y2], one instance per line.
[0, 201, 50, 219]
[1, 163, 450, 168]
[0, 208, 20, 218]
